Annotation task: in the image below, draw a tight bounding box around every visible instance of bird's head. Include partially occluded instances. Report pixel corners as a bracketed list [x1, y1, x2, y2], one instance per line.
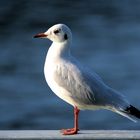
[34, 24, 72, 43]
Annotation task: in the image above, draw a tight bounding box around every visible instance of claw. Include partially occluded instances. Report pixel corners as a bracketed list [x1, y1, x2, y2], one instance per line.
[61, 128, 78, 135]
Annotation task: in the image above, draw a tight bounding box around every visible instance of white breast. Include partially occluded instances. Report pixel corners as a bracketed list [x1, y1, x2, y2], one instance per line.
[44, 56, 78, 107]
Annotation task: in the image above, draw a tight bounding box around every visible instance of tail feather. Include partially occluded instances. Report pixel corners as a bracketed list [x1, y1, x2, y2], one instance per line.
[115, 109, 137, 122]
[124, 105, 140, 119]
[113, 105, 140, 122]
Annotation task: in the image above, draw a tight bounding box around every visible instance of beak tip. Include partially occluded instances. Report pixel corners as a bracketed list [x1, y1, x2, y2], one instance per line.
[33, 35, 38, 38]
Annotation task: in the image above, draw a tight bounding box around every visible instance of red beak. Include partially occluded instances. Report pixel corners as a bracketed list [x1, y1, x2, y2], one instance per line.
[34, 33, 47, 38]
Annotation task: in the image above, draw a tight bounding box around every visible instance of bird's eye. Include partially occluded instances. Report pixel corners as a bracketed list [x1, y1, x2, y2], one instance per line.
[54, 29, 60, 34]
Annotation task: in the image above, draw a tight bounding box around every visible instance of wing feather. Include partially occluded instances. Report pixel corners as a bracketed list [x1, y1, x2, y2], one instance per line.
[54, 57, 129, 110]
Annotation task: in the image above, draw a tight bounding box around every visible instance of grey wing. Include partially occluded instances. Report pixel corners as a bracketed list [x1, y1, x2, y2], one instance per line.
[54, 58, 129, 109]
[54, 61, 96, 105]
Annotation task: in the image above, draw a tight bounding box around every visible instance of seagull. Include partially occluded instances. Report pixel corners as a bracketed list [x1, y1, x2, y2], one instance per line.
[34, 24, 140, 135]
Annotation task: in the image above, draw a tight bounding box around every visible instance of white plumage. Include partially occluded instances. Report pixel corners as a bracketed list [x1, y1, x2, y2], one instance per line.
[34, 24, 140, 135]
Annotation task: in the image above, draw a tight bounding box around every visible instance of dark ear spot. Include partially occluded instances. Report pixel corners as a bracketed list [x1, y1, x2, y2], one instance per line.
[64, 34, 68, 40]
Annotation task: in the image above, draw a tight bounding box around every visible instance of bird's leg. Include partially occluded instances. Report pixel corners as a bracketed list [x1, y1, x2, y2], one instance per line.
[61, 106, 80, 135]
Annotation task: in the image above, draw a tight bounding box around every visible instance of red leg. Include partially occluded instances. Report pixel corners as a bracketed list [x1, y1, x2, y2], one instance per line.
[61, 106, 80, 135]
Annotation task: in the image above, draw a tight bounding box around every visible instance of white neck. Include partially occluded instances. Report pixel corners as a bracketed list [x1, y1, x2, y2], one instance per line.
[46, 41, 71, 60]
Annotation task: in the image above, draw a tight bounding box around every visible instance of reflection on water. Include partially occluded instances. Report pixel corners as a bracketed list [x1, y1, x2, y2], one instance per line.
[0, 0, 140, 130]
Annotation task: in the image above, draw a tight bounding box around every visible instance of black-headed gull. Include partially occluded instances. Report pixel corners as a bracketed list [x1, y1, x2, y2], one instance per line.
[34, 24, 140, 135]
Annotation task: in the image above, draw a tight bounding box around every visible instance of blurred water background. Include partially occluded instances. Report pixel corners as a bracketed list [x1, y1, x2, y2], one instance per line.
[0, 0, 140, 130]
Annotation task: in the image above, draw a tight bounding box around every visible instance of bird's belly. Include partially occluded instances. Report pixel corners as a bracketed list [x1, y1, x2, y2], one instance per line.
[44, 62, 77, 107]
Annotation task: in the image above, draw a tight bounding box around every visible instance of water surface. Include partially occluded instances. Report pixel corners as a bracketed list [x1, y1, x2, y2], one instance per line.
[0, 0, 140, 130]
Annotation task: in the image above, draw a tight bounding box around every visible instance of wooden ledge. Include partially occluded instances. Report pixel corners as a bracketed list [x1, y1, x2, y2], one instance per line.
[0, 130, 139, 139]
